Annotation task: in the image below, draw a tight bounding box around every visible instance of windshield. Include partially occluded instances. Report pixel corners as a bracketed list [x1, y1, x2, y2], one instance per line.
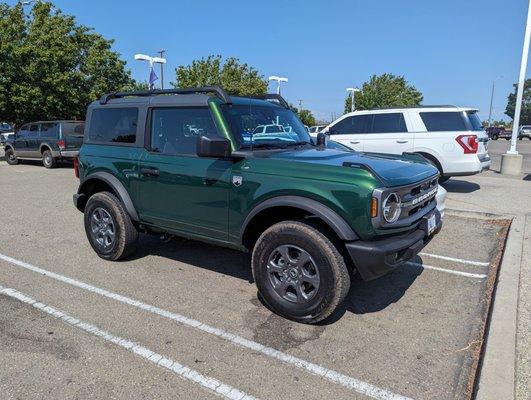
[466, 111, 484, 131]
[221, 104, 312, 148]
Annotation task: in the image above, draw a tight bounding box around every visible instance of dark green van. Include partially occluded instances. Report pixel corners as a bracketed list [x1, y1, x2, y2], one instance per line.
[4, 120, 84, 168]
[73, 87, 442, 323]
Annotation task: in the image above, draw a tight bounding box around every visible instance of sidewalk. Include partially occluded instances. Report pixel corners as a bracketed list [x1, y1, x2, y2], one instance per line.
[443, 171, 530, 400]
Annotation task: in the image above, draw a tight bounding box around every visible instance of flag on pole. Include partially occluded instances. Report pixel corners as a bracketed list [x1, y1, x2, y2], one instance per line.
[149, 67, 158, 89]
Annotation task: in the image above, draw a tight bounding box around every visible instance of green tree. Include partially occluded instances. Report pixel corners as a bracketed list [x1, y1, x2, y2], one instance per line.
[173, 55, 268, 96]
[505, 79, 531, 125]
[344, 73, 423, 113]
[0, 1, 133, 126]
[291, 106, 316, 126]
[120, 80, 150, 92]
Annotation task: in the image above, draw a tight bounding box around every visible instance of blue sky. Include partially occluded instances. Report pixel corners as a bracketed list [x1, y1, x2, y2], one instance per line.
[13, 0, 530, 122]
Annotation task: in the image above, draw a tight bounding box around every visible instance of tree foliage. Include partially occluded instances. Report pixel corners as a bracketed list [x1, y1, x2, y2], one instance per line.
[173, 55, 268, 96]
[344, 73, 423, 113]
[0, 1, 134, 126]
[505, 79, 531, 126]
[291, 106, 316, 126]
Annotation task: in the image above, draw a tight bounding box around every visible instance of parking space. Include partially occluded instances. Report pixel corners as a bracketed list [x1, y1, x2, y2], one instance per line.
[0, 162, 510, 400]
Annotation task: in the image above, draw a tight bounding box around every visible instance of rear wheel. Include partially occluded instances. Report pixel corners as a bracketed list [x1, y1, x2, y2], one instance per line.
[252, 220, 350, 324]
[5, 148, 18, 165]
[493, 135, 498, 140]
[42, 150, 56, 168]
[84, 191, 138, 261]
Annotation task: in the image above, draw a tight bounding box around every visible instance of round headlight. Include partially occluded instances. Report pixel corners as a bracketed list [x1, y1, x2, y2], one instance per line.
[382, 192, 401, 223]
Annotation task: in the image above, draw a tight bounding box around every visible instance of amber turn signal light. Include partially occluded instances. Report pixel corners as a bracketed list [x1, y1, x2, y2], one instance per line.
[371, 197, 378, 218]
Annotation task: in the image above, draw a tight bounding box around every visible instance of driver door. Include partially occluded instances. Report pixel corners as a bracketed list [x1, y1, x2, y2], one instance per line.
[137, 106, 232, 240]
[327, 114, 368, 151]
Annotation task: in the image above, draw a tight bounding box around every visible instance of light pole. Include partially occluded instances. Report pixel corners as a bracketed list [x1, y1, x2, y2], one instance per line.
[487, 75, 503, 127]
[500, 0, 530, 175]
[134, 53, 166, 90]
[346, 87, 360, 113]
[269, 76, 288, 95]
[157, 49, 166, 89]
[298, 99, 303, 110]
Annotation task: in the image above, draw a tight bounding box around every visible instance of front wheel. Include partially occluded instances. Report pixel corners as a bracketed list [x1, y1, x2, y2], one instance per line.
[252, 221, 350, 324]
[5, 148, 18, 165]
[84, 191, 138, 261]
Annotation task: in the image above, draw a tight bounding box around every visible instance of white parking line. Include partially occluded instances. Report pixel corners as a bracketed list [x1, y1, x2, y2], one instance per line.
[405, 261, 487, 279]
[0, 284, 257, 400]
[0, 252, 412, 400]
[418, 253, 490, 267]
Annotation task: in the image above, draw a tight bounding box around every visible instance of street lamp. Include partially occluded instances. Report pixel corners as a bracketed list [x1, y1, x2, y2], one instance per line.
[346, 87, 360, 113]
[157, 49, 166, 89]
[269, 76, 288, 95]
[487, 75, 503, 127]
[500, 0, 530, 175]
[134, 53, 167, 90]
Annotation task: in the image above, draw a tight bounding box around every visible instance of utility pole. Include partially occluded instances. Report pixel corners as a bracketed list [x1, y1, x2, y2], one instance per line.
[158, 49, 166, 89]
[488, 81, 495, 127]
[298, 99, 303, 110]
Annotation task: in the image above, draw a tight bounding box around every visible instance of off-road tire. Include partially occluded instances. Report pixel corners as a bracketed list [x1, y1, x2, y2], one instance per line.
[5, 148, 18, 165]
[42, 150, 56, 168]
[252, 220, 350, 324]
[84, 191, 138, 261]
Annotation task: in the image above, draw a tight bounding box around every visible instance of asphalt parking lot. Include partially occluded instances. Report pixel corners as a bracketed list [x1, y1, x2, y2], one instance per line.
[0, 157, 512, 400]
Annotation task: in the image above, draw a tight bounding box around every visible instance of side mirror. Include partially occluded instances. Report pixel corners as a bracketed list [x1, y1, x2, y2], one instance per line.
[316, 132, 327, 147]
[197, 135, 231, 158]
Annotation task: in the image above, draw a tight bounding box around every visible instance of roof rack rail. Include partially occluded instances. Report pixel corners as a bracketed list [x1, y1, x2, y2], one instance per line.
[249, 94, 290, 109]
[99, 85, 232, 105]
[366, 104, 459, 111]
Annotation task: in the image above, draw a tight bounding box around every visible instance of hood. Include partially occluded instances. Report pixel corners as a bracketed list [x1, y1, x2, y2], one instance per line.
[266, 148, 438, 187]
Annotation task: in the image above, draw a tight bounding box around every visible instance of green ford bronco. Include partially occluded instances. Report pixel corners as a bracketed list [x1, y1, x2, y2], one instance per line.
[73, 86, 442, 323]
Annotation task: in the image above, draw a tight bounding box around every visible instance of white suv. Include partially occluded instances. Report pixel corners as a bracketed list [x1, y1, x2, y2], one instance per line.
[322, 106, 491, 182]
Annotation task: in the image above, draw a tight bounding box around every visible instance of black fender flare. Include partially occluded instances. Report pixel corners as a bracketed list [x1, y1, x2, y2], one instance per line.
[240, 195, 359, 242]
[77, 171, 139, 221]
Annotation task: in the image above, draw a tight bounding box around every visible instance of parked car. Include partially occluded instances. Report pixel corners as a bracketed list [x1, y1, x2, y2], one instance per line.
[4, 120, 84, 168]
[325, 138, 446, 217]
[309, 125, 327, 134]
[0, 122, 14, 146]
[320, 106, 491, 182]
[486, 126, 505, 140]
[0, 132, 14, 146]
[73, 86, 442, 323]
[519, 125, 531, 139]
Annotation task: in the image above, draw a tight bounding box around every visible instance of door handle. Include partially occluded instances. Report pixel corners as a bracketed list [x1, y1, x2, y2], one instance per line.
[140, 167, 160, 177]
[350, 140, 360, 144]
[396, 139, 408, 143]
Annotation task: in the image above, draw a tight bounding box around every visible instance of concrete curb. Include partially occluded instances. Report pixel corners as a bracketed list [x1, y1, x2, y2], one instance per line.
[476, 215, 525, 400]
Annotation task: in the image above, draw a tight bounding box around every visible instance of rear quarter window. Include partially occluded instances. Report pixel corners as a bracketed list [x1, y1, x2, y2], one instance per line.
[420, 112, 467, 132]
[88, 108, 138, 143]
[62, 123, 85, 137]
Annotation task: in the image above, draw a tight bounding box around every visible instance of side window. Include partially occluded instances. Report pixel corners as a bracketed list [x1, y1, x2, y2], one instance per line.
[28, 124, 40, 137]
[331, 115, 368, 134]
[419, 112, 467, 132]
[18, 124, 29, 137]
[88, 108, 138, 143]
[40, 123, 58, 139]
[62, 123, 85, 137]
[150, 107, 220, 155]
[367, 113, 407, 133]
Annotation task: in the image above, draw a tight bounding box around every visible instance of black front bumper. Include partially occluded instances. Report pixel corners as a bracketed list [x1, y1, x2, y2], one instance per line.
[345, 211, 442, 281]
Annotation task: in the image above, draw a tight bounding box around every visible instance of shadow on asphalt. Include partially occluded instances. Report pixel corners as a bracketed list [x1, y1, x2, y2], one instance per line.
[442, 179, 481, 193]
[128, 233, 420, 324]
[11, 159, 74, 169]
[129, 234, 254, 282]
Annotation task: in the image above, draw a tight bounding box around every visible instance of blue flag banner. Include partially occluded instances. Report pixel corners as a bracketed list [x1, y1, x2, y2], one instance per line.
[149, 67, 158, 86]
